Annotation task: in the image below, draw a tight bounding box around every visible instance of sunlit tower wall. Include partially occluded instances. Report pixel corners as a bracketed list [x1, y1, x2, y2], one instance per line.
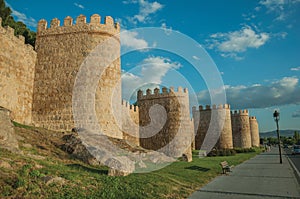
[231, 110, 252, 148]
[216, 104, 233, 149]
[192, 104, 233, 150]
[249, 116, 260, 147]
[32, 14, 122, 138]
[137, 87, 193, 158]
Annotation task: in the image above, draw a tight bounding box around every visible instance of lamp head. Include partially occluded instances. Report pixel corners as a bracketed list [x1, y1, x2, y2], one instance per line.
[273, 110, 280, 120]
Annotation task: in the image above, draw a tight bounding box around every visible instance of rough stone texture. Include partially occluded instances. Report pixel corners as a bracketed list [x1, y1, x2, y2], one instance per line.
[231, 110, 252, 148]
[42, 176, 66, 185]
[182, 149, 192, 162]
[137, 87, 193, 158]
[193, 105, 208, 150]
[0, 107, 19, 152]
[60, 132, 101, 166]
[0, 18, 37, 125]
[121, 100, 139, 146]
[32, 14, 122, 139]
[193, 104, 233, 150]
[0, 160, 12, 169]
[190, 118, 196, 150]
[106, 156, 135, 176]
[249, 116, 260, 147]
[217, 105, 233, 149]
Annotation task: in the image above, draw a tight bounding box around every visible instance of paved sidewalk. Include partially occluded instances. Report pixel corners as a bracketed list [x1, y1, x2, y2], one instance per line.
[189, 147, 300, 198]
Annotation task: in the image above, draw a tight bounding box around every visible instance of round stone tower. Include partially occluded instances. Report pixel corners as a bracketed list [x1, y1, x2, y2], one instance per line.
[137, 87, 193, 159]
[193, 105, 210, 150]
[216, 104, 233, 149]
[249, 116, 260, 147]
[231, 110, 252, 148]
[32, 14, 122, 138]
[193, 104, 233, 150]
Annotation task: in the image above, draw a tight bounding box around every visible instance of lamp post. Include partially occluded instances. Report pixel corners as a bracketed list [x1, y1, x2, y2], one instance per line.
[273, 110, 282, 164]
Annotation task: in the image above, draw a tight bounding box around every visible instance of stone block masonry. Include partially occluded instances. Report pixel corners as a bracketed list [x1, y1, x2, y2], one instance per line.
[32, 14, 123, 138]
[121, 100, 139, 146]
[0, 17, 37, 125]
[249, 116, 260, 147]
[231, 110, 252, 148]
[192, 104, 233, 150]
[192, 105, 259, 150]
[0, 12, 261, 165]
[137, 87, 193, 159]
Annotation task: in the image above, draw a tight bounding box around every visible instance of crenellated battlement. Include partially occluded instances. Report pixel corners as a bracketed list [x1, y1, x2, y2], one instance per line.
[249, 116, 257, 120]
[37, 14, 120, 38]
[0, 17, 35, 51]
[121, 100, 138, 112]
[231, 109, 249, 116]
[137, 86, 188, 100]
[192, 104, 230, 112]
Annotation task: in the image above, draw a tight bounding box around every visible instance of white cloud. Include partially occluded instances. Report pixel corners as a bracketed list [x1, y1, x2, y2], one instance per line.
[255, 6, 261, 11]
[120, 30, 149, 49]
[197, 77, 300, 109]
[192, 55, 200, 60]
[122, 0, 138, 4]
[258, 0, 300, 21]
[122, 56, 181, 99]
[6, 3, 37, 27]
[208, 26, 270, 60]
[291, 66, 300, 71]
[74, 3, 84, 9]
[259, 0, 285, 11]
[124, 0, 163, 24]
[292, 110, 300, 118]
[161, 22, 172, 35]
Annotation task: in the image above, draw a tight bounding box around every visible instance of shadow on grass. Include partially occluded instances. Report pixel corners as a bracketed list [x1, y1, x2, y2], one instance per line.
[185, 165, 210, 172]
[66, 163, 108, 175]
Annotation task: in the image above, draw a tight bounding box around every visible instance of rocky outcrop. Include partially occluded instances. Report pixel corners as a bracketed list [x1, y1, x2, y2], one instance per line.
[0, 107, 19, 152]
[60, 133, 101, 166]
[60, 130, 176, 176]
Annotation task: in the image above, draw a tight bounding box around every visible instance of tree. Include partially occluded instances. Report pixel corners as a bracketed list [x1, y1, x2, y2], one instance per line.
[0, 0, 36, 47]
[294, 131, 300, 145]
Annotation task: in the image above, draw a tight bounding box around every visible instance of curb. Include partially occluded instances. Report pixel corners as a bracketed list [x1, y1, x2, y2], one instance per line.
[286, 153, 300, 185]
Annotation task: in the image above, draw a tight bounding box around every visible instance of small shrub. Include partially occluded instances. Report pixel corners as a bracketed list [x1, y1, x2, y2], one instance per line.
[234, 147, 256, 153]
[14, 177, 26, 188]
[207, 149, 236, 157]
[30, 170, 41, 178]
[2, 185, 13, 196]
[19, 164, 33, 176]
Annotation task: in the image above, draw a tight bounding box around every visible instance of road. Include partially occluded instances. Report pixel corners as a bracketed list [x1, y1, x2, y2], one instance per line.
[284, 147, 300, 174]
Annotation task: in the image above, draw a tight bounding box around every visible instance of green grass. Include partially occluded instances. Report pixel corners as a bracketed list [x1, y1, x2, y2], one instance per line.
[12, 121, 33, 129]
[0, 147, 260, 199]
[0, 123, 261, 198]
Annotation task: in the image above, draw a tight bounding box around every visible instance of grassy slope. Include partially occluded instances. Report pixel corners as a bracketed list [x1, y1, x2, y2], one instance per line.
[0, 124, 260, 199]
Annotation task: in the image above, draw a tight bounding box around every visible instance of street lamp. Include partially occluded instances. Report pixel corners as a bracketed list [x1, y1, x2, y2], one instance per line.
[273, 110, 282, 164]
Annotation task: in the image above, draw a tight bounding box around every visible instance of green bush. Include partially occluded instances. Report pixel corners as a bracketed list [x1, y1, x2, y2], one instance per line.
[234, 147, 256, 153]
[207, 148, 236, 157]
[29, 170, 41, 178]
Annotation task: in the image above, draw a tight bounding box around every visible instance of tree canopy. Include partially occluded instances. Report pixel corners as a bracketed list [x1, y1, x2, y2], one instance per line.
[0, 0, 36, 47]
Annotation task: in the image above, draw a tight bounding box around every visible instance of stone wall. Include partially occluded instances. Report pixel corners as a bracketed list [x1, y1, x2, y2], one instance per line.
[121, 100, 139, 146]
[249, 116, 260, 147]
[0, 107, 19, 152]
[137, 87, 193, 158]
[193, 104, 233, 150]
[32, 14, 123, 138]
[231, 110, 252, 148]
[0, 18, 37, 125]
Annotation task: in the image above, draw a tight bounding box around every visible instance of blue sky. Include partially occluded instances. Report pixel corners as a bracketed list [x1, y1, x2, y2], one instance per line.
[5, 0, 300, 132]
